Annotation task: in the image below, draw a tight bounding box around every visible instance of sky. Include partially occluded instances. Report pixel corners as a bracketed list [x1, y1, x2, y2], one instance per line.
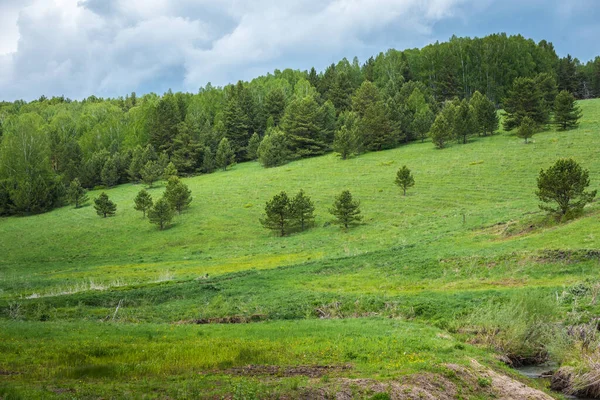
[0, 0, 599, 101]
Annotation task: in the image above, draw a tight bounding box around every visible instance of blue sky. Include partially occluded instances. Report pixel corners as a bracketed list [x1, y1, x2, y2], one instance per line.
[0, 0, 599, 101]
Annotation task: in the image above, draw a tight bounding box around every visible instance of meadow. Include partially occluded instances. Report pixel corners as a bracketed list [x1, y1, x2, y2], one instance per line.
[1, 100, 600, 398]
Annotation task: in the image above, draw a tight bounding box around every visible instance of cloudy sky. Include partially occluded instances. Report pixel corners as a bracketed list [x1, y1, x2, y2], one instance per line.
[0, 0, 599, 101]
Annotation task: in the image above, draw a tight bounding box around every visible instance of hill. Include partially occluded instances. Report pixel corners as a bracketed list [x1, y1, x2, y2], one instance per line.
[1, 99, 600, 398]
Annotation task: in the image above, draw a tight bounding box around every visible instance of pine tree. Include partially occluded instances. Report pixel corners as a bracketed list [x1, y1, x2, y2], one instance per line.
[536, 158, 597, 219]
[454, 99, 475, 144]
[430, 104, 455, 149]
[223, 95, 250, 160]
[264, 88, 287, 127]
[202, 146, 216, 173]
[395, 166, 415, 196]
[281, 96, 328, 157]
[163, 162, 178, 179]
[329, 190, 362, 229]
[134, 189, 153, 218]
[260, 191, 293, 236]
[141, 161, 162, 188]
[246, 132, 261, 160]
[258, 128, 291, 168]
[291, 189, 315, 231]
[517, 116, 537, 144]
[503, 77, 549, 130]
[352, 81, 395, 151]
[470, 91, 499, 136]
[554, 90, 582, 130]
[101, 156, 119, 187]
[148, 197, 174, 230]
[215, 137, 235, 171]
[411, 107, 435, 143]
[164, 176, 192, 214]
[66, 178, 88, 208]
[333, 125, 360, 160]
[94, 192, 116, 218]
[128, 145, 145, 181]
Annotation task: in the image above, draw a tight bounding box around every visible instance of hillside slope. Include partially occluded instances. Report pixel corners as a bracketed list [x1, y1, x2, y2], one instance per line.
[1, 100, 599, 398]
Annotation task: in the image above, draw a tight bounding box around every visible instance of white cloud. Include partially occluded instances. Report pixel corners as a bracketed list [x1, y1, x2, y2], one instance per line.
[0, 0, 487, 100]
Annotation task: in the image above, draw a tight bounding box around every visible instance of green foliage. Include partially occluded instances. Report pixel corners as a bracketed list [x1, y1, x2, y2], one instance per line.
[133, 189, 153, 218]
[536, 158, 597, 219]
[260, 191, 292, 236]
[148, 196, 174, 230]
[93, 192, 116, 218]
[257, 128, 291, 168]
[216, 137, 235, 171]
[453, 99, 475, 144]
[395, 166, 415, 196]
[100, 156, 119, 187]
[164, 176, 192, 214]
[141, 160, 162, 188]
[503, 76, 549, 130]
[517, 116, 537, 143]
[429, 105, 454, 149]
[163, 162, 178, 179]
[66, 178, 88, 208]
[353, 81, 395, 151]
[333, 125, 360, 160]
[470, 91, 499, 136]
[554, 90, 582, 130]
[282, 95, 328, 157]
[329, 190, 362, 229]
[291, 189, 315, 231]
[264, 88, 286, 127]
[246, 133, 261, 161]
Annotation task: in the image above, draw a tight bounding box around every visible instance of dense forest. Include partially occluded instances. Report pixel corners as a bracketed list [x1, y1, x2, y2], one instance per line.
[1, 33, 599, 216]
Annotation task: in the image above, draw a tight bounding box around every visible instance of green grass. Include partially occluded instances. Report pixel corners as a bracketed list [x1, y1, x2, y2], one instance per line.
[1, 100, 600, 397]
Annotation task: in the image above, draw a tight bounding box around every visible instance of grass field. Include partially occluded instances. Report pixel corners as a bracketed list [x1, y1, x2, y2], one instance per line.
[1, 100, 600, 398]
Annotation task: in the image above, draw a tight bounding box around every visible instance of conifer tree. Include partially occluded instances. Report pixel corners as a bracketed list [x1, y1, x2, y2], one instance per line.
[554, 90, 582, 130]
[430, 104, 455, 149]
[101, 156, 119, 187]
[536, 158, 597, 219]
[94, 192, 116, 218]
[148, 197, 174, 230]
[202, 146, 216, 173]
[329, 190, 362, 230]
[258, 129, 291, 168]
[246, 132, 261, 160]
[264, 88, 287, 127]
[395, 166, 415, 196]
[260, 191, 293, 236]
[215, 137, 235, 171]
[141, 160, 162, 188]
[163, 161, 178, 179]
[352, 81, 395, 151]
[281, 95, 328, 157]
[470, 91, 499, 136]
[134, 189, 153, 218]
[291, 189, 315, 231]
[411, 107, 435, 143]
[128, 145, 145, 181]
[164, 176, 192, 214]
[517, 116, 537, 144]
[223, 96, 250, 159]
[66, 178, 88, 208]
[503, 77, 549, 130]
[454, 99, 475, 144]
[333, 125, 360, 160]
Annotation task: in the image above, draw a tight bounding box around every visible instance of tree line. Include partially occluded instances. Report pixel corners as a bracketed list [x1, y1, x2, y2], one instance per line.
[0, 33, 595, 216]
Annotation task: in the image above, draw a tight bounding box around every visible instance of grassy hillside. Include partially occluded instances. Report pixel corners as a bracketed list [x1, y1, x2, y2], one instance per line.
[1, 99, 600, 398]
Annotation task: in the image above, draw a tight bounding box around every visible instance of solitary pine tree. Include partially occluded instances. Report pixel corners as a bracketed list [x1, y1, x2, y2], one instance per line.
[216, 137, 235, 171]
[141, 160, 162, 188]
[291, 189, 315, 231]
[260, 191, 293, 236]
[395, 166, 415, 196]
[164, 176, 192, 214]
[536, 158, 597, 219]
[148, 197, 174, 230]
[163, 161, 178, 179]
[554, 90, 582, 130]
[67, 178, 88, 208]
[329, 190, 362, 230]
[134, 189, 153, 218]
[94, 192, 116, 218]
[517, 116, 537, 144]
[246, 132, 261, 160]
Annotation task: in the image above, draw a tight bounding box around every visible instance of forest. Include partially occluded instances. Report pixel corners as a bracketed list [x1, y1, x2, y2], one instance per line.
[0, 33, 599, 216]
